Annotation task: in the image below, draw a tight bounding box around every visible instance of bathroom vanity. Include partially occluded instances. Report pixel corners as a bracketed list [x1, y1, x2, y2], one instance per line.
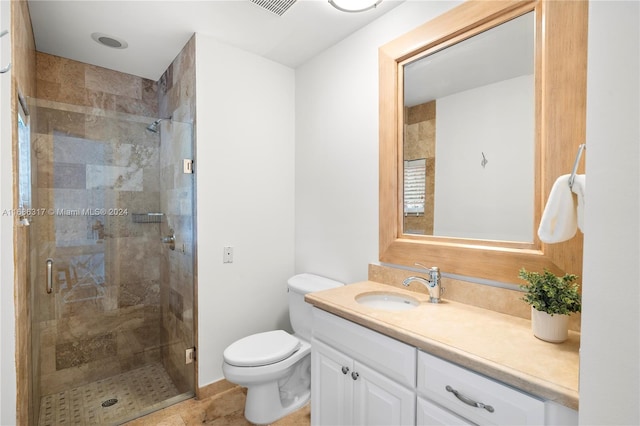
[310, 0, 586, 423]
[306, 281, 579, 425]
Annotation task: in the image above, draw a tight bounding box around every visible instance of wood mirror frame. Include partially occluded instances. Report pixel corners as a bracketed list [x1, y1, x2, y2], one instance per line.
[379, 0, 587, 283]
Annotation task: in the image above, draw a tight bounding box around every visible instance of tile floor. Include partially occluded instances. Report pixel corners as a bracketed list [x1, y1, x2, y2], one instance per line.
[37, 363, 183, 426]
[37, 362, 310, 425]
[124, 386, 311, 426]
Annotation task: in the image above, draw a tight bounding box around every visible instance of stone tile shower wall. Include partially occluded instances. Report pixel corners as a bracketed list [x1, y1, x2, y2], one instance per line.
[157, 36, 196, 393]
[404, 101, 436, 234]
[32, 52, 164, 395]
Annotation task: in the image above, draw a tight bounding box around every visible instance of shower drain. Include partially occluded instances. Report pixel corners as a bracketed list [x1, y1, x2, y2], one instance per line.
[101, 398, 118, 408]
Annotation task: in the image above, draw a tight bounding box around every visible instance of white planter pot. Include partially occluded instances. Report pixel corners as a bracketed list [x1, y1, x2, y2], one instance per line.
[531, 308, 570, 343]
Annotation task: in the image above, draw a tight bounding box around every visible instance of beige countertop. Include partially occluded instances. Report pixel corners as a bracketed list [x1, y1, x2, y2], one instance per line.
[305, 280, 579, 410]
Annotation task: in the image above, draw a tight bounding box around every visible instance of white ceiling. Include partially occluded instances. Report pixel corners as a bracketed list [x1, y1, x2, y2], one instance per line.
[404, 12, 534, 107]
[27, 0, 404, 81]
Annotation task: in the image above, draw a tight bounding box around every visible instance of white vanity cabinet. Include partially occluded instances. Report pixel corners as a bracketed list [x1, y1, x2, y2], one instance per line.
[311, 308, 417, 425]
[417, 351, 545, 425]
[313, 339, 416, 425]
[310, 307, 577, 426]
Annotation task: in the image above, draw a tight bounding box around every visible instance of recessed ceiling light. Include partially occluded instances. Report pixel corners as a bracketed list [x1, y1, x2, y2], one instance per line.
[329, 0, 382, 13]
[91, 32, 128, 49]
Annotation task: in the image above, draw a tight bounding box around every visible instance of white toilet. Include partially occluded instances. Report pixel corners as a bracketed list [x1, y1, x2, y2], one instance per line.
[222, 273, 343, 425]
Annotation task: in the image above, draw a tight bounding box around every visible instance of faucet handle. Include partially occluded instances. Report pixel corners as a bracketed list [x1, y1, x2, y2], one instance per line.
[415, 263, 439, 273]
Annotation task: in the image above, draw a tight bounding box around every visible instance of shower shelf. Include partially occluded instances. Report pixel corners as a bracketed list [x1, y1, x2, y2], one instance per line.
[132, 213, 164, 223]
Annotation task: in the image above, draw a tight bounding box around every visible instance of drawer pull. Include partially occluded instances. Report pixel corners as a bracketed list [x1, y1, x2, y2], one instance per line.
[351, 371, 359, 380]
[446, 385, 495, 413]
[341, 366, 350, 375]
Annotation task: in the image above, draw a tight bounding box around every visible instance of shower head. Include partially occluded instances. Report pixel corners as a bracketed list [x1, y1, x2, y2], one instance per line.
[146, 120, 161, 133]
[146, 117, 171, 133]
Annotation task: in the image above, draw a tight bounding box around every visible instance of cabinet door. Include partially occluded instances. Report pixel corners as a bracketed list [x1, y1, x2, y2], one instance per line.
[312, 339, 354, 426]
[313, 308, 417, 388]
[417, 397, 474, 426]
[353, 361, 416, 426]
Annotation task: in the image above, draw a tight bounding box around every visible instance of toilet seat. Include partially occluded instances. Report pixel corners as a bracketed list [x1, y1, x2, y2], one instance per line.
[223, 330, 301, 367]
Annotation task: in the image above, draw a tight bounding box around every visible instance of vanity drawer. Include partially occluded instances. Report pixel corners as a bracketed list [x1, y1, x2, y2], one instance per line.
[312, 307, 416, 387]
[417, 351, 544, 425]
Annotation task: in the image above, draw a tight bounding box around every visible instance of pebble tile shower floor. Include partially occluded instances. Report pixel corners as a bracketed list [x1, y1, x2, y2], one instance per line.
[38, 363, 180, 426]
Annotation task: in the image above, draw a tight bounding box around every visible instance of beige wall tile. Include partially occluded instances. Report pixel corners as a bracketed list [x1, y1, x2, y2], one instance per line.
[85, 64, 142, 99]
[368, 263, 581, 331]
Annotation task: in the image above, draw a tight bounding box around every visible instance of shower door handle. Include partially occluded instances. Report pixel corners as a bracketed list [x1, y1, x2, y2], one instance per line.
[46, 258, 53, 294]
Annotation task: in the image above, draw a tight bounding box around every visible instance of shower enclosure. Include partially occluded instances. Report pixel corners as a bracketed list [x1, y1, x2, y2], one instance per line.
[27, 98, 196, 425]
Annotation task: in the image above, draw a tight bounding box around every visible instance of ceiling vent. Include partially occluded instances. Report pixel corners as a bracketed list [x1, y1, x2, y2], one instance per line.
[250, 0, 297, 16]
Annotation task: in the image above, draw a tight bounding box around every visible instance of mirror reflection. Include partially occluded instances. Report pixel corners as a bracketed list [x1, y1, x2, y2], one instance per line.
[403, 12, 535, 242]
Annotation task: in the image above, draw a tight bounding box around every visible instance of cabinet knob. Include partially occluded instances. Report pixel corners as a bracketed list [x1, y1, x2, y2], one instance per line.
[351, 371, 359, 380]
[341, 366, 349, 375]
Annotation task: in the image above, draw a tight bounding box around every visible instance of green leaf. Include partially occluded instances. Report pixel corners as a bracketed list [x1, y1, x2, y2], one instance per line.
[518, 268, 581, 315]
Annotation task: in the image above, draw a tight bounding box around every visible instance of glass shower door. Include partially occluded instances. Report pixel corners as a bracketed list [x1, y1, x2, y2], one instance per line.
[30, 99, 195, 425]
[157, 118, 197, 400]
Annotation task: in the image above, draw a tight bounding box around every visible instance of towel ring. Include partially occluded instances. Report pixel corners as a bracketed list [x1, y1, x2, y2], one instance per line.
[568, 144, 586, 189]
[1, 30, 11, 74]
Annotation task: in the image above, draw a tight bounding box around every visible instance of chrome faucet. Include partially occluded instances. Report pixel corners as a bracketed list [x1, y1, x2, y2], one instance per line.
[403, 265, 443, 303]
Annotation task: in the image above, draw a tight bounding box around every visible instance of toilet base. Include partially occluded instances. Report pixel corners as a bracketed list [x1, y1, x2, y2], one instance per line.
[244, 353, 311, 424]
[244, 381, 310, 425]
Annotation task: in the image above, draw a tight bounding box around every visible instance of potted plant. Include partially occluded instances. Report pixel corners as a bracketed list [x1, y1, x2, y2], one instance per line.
[518, 268, 581, 343]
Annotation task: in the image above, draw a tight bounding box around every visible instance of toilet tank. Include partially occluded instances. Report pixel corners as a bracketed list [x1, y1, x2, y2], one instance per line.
[288, 273, 343, 340]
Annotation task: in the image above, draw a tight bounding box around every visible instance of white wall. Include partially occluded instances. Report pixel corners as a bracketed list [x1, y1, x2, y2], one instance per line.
[295, 1, 462, 284]
[434, 75, 534, 241]
[579, 1, 640, 424]
[194, 34, 296, 387]
[0, 0, 16, 422]
[296, 1, 639, 424]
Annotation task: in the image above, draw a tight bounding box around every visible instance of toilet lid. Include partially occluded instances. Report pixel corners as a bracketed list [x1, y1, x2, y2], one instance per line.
[223, 330, 301, 367]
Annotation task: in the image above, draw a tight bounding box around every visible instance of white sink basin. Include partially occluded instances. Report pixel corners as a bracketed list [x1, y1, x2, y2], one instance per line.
[355, 292, 419, 311]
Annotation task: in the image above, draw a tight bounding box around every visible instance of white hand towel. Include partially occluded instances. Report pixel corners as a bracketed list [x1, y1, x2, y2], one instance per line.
[571, 174, 586, 232]
[538, 174, 577, 243]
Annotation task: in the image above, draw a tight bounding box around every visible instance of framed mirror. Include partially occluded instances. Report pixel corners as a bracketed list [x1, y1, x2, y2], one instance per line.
[379, 0, 587, 283]
[402, 12, 535, 242]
